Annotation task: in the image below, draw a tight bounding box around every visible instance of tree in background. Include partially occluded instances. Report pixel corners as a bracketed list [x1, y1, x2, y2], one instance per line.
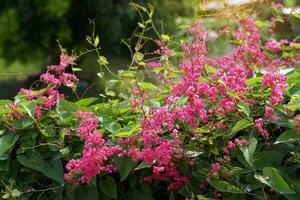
[0, 0, 194, 65]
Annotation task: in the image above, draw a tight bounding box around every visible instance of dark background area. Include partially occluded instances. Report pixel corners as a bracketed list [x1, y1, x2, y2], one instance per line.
[0, 0, 195, 98]
[0, 0, 299, 99]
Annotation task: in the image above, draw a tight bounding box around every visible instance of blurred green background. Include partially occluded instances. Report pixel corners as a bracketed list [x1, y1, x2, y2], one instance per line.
[0, 0, 299, 98]
[0, 0, 195, 98]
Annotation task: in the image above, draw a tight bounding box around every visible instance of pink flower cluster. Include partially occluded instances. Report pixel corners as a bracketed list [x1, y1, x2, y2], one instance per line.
[64, 16, 300, 194]
[154, 40, 174, 55]
[265, 37, 282, 52]
[255, 118, 270, 140]
[42, 54, 78, 86]
[130, 87, 147, 112]
[123, 17, 299, 191]
[227, 138, 248, 150]
[24, 54, 76, 117]
[262, 72, 288, 111]
[65, 111, 124, 185]
[210, 162, 220, 176]
[5, 54, 76, 121]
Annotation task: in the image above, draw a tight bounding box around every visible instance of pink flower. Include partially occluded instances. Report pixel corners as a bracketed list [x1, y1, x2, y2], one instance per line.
[148, 62, 162, 69]
[228, 141, 236, 149]
[255, 118, 269, 140]
[76, 111, 99, 139]
[210, 162, 221, 176]
[58, 73, 78, 86]
[18, 88, 34, 100]
[34, 107, 42, 119]
[154, 40, 174, 55]
[40, 73, 60, 86]
[265, 37, 282, 52]
[153, 166, 165, 174]
[213, 190, 221, 198]
[48, 65, 65, 73]
[240, 139, 248, 145]
[60, 54, 74, 67]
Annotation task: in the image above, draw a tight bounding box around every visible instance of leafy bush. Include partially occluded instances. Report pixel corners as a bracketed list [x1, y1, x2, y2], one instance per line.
[1, 3, 300, 200]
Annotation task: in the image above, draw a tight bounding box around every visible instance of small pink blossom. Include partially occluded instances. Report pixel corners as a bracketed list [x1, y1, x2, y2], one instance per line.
[210, 162, 221, 176]
[40, 73, 60, 86]
[265, 37, 282, 52]
[60, 54, 74, 67]
[255, 118, 269, 140]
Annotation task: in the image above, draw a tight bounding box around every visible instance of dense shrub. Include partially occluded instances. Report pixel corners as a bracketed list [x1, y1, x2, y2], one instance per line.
[1, 3, 300, 200]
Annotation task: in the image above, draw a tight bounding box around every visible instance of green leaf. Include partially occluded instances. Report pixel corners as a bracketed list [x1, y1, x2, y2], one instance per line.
[287, 71, 300, 85]
[0, 100, 12, 106]
[94, 36, 99, 46]
[106, 90, 116, 97]
[246, 77, 262, 87]
[0, 132, 19, 157]
[239, 138, 257, 167]
[227, 90, 241, 100]
[135, 162, 153, 171]
[20, 101, 35, 119]
[237, 101, 250, 116]
[105, 121, 122, 133]
[17, 151, 64, 184]
[11, 118, 34, 129]
[254, 151, 284, 170]
[204, 64, 218, 73]
[98, 56, 109, 65]
[231, 119, 253, 134]
[194, 125, 210, 133]
[254, 174, 270, 186]
[114, 124, 141, 138]
[56, 99, 78, 112]
[131, 184, 154, 200]
[115, 156, 137, 181]
[275, 129, 299, 144]
[138, 22, 145, 28]
[255, 20, 270, 27]
[197, 195, 214, 200]
[44, 159, 64, 184]
[283, 0, 297, 7]
[283, 179, 300, 200]
[262, 167, 295, 194]
[119, 70, 136, 78]
[288, 85, 300, 96]
[138, 82, 158, 91]
[134, 52, 144, 62]
[0, 160, 9, 171]
[75, 97, 98, 106]
[210, 180, 244, 194]
[108, 79, 123, 87]
[185, 150, 203, 157]
[72, 67, 82, 72]
[99, 176, 117, 199]
[2, 193, 9, 199]
[149, 100, 161, 109]
[17, 151, 45, 174]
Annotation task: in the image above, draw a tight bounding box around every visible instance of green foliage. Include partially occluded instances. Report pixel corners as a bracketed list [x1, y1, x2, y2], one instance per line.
[0, 2, 300, 200]
[98, 176, 118, 199]
[210, 181, 243, 194]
